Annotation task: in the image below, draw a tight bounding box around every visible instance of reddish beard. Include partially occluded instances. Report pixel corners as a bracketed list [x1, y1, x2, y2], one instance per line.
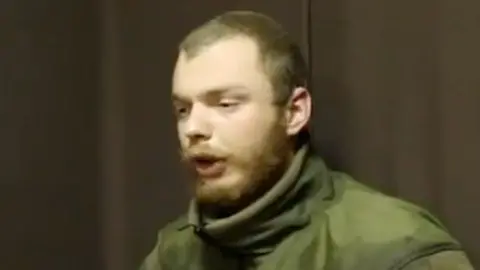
[180, 119, 293, 215]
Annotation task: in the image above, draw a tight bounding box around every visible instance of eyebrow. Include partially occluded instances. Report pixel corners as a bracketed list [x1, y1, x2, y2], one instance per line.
[172, 85, 249, 102]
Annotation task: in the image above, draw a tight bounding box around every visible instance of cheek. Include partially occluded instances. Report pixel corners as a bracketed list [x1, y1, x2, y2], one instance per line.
[176, 125, 189, 149]
[216, 112, 277, 153]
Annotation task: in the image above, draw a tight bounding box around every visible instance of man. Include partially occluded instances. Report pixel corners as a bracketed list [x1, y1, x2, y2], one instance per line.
[140, 11, 474, 270]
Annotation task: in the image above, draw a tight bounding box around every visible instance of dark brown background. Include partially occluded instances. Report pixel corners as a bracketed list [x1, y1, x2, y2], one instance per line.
[1, 0, 479, 269]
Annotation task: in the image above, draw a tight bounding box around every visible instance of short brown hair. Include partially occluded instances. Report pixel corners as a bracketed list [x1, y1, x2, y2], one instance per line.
[178, 10, 308, 106]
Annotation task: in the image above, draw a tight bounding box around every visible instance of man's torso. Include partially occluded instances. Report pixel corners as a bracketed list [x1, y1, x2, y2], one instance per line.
[141, 168, 470, 270]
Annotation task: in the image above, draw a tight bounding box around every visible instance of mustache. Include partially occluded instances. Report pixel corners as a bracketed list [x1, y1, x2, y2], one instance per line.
[180, 146, 227, 160]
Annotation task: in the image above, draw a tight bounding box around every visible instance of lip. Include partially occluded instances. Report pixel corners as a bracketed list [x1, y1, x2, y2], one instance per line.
[193, 159, 226, 178]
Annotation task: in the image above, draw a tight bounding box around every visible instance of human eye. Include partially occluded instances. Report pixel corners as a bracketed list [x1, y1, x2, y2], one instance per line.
[218, 100, 239, 108]
[216, 98, 242, 112]
[173, 103, 190, 118]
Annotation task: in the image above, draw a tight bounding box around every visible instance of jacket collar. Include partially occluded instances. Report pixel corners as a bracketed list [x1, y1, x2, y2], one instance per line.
[178, 143, 331, 255]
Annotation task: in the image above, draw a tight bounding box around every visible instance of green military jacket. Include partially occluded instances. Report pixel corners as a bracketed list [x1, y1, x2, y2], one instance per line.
[140, 145, 474, 270]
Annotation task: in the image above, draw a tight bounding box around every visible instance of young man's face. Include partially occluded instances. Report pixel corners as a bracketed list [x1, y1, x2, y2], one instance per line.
[172, 36, 297, 208]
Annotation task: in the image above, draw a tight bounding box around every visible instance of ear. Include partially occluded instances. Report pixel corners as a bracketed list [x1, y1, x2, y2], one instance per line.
[284, 87, 312, 136]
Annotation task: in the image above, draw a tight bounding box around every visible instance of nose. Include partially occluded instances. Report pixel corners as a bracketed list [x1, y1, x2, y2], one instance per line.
[183, 104, 212, 143]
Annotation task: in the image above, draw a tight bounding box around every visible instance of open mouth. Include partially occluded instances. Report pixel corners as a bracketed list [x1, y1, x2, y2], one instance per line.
[193, 156, 222, 168]
[191, 156, 226, 177]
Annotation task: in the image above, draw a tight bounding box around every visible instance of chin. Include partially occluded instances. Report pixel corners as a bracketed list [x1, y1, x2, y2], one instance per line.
[195, 174, 247, 206]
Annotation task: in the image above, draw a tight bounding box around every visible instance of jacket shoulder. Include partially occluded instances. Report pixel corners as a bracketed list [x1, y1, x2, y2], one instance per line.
[156, 214, 193, 250]
[324, 172, 456, 244]
[139, 215, 194, 270]
[317, 173, 462, 269]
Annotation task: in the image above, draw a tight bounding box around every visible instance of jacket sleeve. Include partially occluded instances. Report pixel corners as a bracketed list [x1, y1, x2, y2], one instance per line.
[138, 233, 164, 270]
[401, 251, 475, 270]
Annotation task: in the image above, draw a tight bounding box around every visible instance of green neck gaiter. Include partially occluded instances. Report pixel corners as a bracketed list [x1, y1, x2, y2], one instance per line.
[188, 144, 328, 255]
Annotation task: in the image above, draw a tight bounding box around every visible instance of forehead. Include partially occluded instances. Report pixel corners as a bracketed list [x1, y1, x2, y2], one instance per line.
[172, 36, 272, 98]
